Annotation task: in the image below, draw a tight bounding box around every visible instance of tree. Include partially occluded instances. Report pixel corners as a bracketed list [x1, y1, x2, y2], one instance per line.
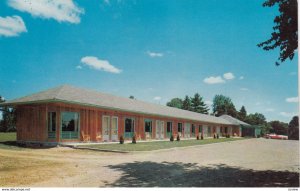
[212, 95, 237, 117]
[268, 120, 288, 135]
[257, 0, 298, 65]
[245, 113, 267, 125]
[182, 95, 192, 111]
[237, 106, 247, 122]
[166, 98, 183, 109]
[129, 95, 135, 99]
[288, 116, 299, 140]
[191, 93, 209, 114]
[0, 96, 16, 132]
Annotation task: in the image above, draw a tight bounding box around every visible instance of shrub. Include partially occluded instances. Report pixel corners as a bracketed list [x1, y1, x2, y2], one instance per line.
[119, 135, 124, 144]
[176, 134, 180, 141]
[196, 135, 199, 140]
[201, 134, 204, 140]
[132, 134, 137, 144]
[213, 133, 216, 139]
[217, 134, 219, 139]
[170, 135, 174, 142]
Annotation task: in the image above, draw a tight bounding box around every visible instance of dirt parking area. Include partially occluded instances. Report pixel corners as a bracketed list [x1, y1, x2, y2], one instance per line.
[0, 138, 299, 187]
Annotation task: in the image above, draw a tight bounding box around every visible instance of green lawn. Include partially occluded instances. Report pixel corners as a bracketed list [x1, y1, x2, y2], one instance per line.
[0, 132, 16, 142]
[80, 138, 245, 152]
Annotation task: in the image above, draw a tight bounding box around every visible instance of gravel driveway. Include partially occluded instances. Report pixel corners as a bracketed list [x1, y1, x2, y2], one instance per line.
[1, 138, 299, 187]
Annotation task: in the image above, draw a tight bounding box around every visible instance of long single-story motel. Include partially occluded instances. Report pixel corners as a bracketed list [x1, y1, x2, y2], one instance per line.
[1, 85, 260, 146]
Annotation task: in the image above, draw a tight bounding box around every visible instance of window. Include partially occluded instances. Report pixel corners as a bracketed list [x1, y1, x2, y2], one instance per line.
[191, 124, 195, 133]
[208, 126, 211, 134]
[144, 119, 152, 132]
[199, 125, 203, 134]
[178, 123, 182, 132]
[167, 122, 172, 132]
[48, 112, 56, 132]
[125, 118, 135, 132]
[61, 112, 79, 132]
[225, 127, 228, 133]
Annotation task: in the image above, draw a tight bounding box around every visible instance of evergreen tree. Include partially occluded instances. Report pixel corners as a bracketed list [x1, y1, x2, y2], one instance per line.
[191, 93, 209, 114]
[182, 95, 192, 111]
[237, 106, 247, 121]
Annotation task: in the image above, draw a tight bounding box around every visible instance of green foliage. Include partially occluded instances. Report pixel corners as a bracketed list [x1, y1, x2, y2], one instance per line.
[176, 134, 180, 141]
[268, 120, 288, 135]
[212, 94, 237, 117]
[237, 106, 247, 121]
[288, 116, 299, 140]
[0, 97, 16, 132]
[166, 98, 183, 109]
[245, 113, 267, 125]
[132, 134, 137, 144]
[119, 135, 124, 144]
[129, 95, 135, 99]
[170, 135, 174, 142]
[257, 0, 298, 65]
[191, 93, 209, 114]
[182, 95, 192, 111]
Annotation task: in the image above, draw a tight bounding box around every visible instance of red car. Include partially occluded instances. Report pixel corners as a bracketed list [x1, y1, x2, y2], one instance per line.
[265, 134, 288, 140]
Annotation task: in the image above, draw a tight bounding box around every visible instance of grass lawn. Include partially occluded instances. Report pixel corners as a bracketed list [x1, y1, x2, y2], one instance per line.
[0, 132, 16, 142]
[80, 138, 245, 152]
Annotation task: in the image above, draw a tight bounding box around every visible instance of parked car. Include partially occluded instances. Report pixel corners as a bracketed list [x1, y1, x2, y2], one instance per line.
[265, 134, 288, 140]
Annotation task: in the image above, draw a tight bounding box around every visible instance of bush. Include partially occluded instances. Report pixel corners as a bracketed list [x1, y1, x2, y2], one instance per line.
[119, 135, 124, 144]
[213, 133, 216, 139]
[132, 134, 137, 144]
[217, 134, 219, 139]
[196, 135, 199, 140]
[170, 135, 174, 142]
[226, 134, 230, 138]
[201, 134, 204, 140]
[176, 134, 180, 141]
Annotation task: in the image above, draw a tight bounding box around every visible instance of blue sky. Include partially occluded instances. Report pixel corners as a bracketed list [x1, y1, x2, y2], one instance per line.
[0, 0, 298, 122]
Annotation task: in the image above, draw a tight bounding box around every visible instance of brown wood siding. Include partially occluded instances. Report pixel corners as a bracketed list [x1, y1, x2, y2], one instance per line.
[15, 102, 239, 143]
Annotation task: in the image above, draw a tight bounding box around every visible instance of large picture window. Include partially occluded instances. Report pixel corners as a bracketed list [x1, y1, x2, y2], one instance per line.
[144, 119, 152, 132]
[61, 112, 79, 139]
[178, 123, 182, 132]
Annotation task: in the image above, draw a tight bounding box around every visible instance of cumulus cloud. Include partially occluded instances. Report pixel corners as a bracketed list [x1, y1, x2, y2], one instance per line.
[153, 96, 161, 101]
[81, 56, 122, 74]
[286, 97, 298, 103]
[203, 76, 225, 84]
[0, 15, 27, 37]
[239, 76, 244, 80]
[279, 112, 298, 118]
[223, 72, 235, 80]
[147, 51, 163, 58]
[8, 0, 84, 24]
[76, 65, 82, 69]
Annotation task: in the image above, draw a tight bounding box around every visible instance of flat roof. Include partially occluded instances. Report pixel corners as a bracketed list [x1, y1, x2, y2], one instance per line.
[1, 85, 236, 125]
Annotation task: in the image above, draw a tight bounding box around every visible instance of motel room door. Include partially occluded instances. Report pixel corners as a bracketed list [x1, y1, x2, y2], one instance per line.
[102, 116, 118, 142]
[156, 120, 164, 139]
[184, 123, 191, 138]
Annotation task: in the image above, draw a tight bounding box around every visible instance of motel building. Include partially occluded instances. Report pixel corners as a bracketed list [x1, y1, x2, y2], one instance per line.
[0, 85, 253, 146]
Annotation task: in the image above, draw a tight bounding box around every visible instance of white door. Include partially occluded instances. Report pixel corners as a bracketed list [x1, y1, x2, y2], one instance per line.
[111, 117, 118, 141]
[102, 116, 110, 141]
[184, 123, 191, 138]
[156, 120, 164, 139]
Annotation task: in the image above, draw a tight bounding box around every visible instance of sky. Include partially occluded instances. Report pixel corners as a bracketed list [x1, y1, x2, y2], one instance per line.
[0, 0, 298, 122]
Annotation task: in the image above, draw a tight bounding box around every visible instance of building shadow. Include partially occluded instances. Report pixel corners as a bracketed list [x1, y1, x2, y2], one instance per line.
[105, 161, 299, 187]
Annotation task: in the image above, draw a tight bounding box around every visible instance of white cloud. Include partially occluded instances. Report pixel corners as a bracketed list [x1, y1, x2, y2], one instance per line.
[8, 0, 84, 24]
[286, 97, 298, 103]
[81, 56, 122, 74]
[266, 108, 275, 112]
[203, 76, 225, 84]
[153, 96, 161, 101]
[240, 88, 249, 91]
[147, 51, 163, 58]
[279, 112, 298, 118]
[239, 76, 244, 80]
[205, 100, 213, 106]
[76, 65, 82, 69]
[223, 72, 235, 80]
[0, 15, 27, 37]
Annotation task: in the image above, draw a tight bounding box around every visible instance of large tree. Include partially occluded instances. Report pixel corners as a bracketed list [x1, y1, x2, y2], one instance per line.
[212, 95, 237, 117]
[288, 116, 299, 140]
[268, 120, 288, 135]
[0, 96, 16, 132]
[257, 0, 298, 65]
[245, 113, 267, 125]
[182, 95, 192, 111]
[237, 106, 247, 122]
[191, 93, 209, 114]
[166, 98, 183, 109]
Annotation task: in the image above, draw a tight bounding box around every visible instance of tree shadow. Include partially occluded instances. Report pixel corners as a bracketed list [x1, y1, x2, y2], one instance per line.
[105, 161, 299, 187]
